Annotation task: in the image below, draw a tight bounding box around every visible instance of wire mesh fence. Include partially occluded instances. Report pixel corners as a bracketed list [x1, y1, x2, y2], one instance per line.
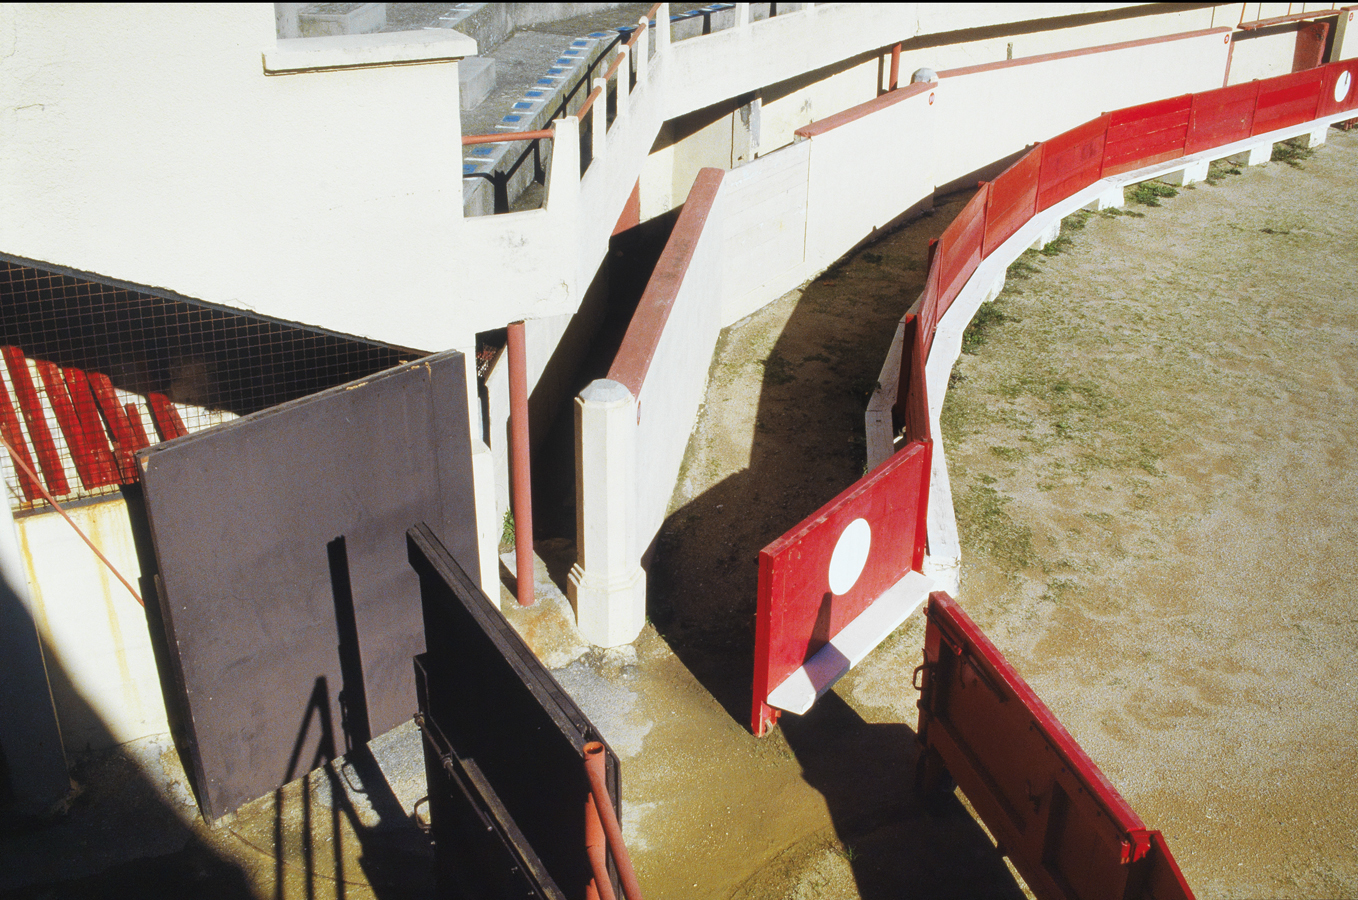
[0, 260, 418, 512]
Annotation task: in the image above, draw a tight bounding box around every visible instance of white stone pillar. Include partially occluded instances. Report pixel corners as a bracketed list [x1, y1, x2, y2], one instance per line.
[1159, 158, 1210, 186]
[1229, 142, 1271, 167]
[569, 380, 646, 647]
[655, 2, 671, 52]
[1082, 184, 1124, 212]
[1298, 124, 1328, 149]
[1030, 217, 1061, 251]
[614, 47, 630, 121]
[547, 115, 580, 213]
[635, 16, 649, 84]
[591, 79, 608, 160]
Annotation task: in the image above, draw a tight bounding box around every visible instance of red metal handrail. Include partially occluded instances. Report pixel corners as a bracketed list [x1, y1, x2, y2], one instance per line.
[462, 129, 555, 146]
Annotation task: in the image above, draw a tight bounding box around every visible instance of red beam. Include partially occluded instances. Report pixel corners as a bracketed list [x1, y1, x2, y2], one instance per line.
[507, 320, 534, 606]
[2, 347, 69, 496]
[0, 372, 41, 501]
[63, 367, 120, 488]
[87, 372, 140, 483]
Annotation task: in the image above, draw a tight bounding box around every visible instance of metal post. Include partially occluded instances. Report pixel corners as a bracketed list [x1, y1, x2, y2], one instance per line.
[585, 788, 617, 900]
[584, 742, 644, 899]
[507, 321, 534, 606]
[890, 42, 901, 92]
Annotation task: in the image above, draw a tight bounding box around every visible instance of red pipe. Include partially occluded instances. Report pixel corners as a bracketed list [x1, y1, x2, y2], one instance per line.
[462, 130, 554, 146]
[585, 792, 617, 900]
[507, 321, 535, 606]
[584, 742, 644, 900]
[889, 42, 901, 91]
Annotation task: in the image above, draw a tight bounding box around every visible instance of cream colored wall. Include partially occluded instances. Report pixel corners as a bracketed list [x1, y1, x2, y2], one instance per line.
[1228, 27, 1307, 84]
[0, 4, 469, 354]
[15, 500, 166, 751]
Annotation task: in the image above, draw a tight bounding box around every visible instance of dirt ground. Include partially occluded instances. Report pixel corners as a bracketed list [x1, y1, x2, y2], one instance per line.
[623, 125, 1358, 899]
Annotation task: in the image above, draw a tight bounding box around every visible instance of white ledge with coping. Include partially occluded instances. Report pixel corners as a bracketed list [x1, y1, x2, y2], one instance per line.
[866, 105, 1358, 600]
[263, 29, 476, 75]
[767, 570, 936, 715]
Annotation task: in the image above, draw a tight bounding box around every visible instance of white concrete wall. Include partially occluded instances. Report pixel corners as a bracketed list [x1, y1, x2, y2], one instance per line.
[935, 30, 1233, 189]
[719, 141, 811, 324]
[15, 500, 167, 751]
[631, 191, 727, 552]
[0, 4, 472, 354]
[1227, 26, 1307, 85]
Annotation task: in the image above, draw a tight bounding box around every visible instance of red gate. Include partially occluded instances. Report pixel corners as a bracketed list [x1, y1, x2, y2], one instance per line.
[915, 592, 1195, 900]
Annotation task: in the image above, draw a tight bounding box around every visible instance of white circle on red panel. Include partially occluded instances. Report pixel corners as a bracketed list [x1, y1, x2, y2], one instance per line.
[1337, 70, 1352, 104]
[828, 518, 872, 595]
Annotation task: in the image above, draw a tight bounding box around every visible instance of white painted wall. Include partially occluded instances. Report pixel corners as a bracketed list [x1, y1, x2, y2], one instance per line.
[0, 4, 472, 354]
[15, 500, 166, 751]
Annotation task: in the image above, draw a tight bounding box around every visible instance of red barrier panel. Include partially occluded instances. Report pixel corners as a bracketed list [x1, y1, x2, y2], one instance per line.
[1317, 58, 1358, 118]
[916, 592, 1195, 900]
[1102, 94, 1192, 176]
[62, 367, 120, 488]
[894, 314, 931, 446]
[0, 373, 41, 501]
[3, 347, 69, 496]
[1252, 68, 1325, 136]
[983, 147, 1042, 258]
[752, 440, 931, 735]
[935, 183, 990, 317]
[1036, 114, 1109, 212]
[1185, 80, 1260, 154]
[917, 241, 943, 360]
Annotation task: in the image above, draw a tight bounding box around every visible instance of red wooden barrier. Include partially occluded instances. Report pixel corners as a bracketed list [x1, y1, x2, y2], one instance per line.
[983, 147, 1042, 258]
[894, 314, 931, 446]
[35, 359, 101, 491]
[1036, 115, 1109, 212]
[1184, 81, 1260, 155]
[916, 592, 1195, 900]
[0, 374, 42, 501]
[1102, 94, 1192, 176]
[752, 440, 931, 735]
[917, 241, 943, 360]
[147, 393, 189, 442]
[1317, 58, 1358, 119]
[2, 347, 69, 496]
[62, 367, 120, 488]
[87, 371, 142, 483]
[935, 184, 990, 317]
[1252, 68, 1325, 136]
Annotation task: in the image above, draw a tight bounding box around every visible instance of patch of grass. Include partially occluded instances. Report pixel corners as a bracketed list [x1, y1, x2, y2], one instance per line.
[956, 482, 1035, 571]
[804, 351, 830, 364]
[1271, 137, 1314, 169]
[962, 299, 1016, 354]
[860, 251, 884, 264]
[1037, 211, 1091, 257]
[1008, 253, 1041, 278]
[1205, 159, 1242, 185]
[989, 445, 1024, 461]
[1126, 181, 1179, 207]
[762, 352, 796, 385]
[500, 510, 514, 551]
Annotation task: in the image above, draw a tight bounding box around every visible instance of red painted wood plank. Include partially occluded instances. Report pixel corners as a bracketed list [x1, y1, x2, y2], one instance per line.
[63, 368, 120, 487]
[2, 347, 69, 496]
[1185, 80, 1260, 154]
[147, 393, 189, 441]
[87, 371, 140, 483]
[0, 372, 42, 501]
[936, 184, 989, 316]
[1037, 114, 1108, 212]
[983, 146, 1042, 258]
[36, 359, 101, 491]
[1253, 68, 1325, 135]
[1103, 95, 1192, 175]
[124, 402, 152, 451]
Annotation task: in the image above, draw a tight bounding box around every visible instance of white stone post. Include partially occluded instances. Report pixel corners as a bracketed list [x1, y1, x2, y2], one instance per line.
[614, 47, 630, 121]
[1160, 158, 1210, 186]
[1082, 184, 1124, 212]
[1229, 142, 1272, 167]
[1298, 124, 1328, 149]
[635, 16, 649, 84]
[737, 2, 751, 29]
[546, 115, 580, 213]
[569, 380, 646, 647]
[655, 2, 671, 52]
[591, 79, 608, 160]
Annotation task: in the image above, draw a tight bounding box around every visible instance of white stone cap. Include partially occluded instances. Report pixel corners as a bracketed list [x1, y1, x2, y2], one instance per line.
[579, 379, 634, 405]
[264, 30, 477, 75]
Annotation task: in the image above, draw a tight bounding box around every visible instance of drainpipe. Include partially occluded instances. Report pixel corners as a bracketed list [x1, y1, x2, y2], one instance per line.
[507, 321, 534, 606]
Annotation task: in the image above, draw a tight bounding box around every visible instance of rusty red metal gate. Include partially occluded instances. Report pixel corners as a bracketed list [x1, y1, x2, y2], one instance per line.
[915, 592, 1195, 900]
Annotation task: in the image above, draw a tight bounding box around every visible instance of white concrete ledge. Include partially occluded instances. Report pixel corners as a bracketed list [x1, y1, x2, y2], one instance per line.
[264, 30, 476, 74]
[767, 570, 934, 715]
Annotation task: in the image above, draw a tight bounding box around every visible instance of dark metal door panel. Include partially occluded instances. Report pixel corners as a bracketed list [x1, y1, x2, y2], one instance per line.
[138, 352, 478, 821]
